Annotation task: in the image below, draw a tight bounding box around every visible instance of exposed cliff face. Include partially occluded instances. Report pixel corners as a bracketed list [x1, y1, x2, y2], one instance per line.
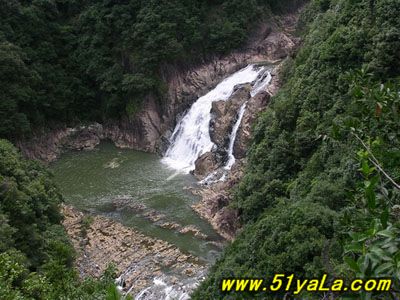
[191, 60, 287, 240]
[192, 163, 245, 240]
[158, 14, 299, 152]
[233, 67, 281, 159]
[16, 96, 164, 162]
[16, 13, 299, 162]
[62, 205, 205, 295]
[210, 85, 251, 153]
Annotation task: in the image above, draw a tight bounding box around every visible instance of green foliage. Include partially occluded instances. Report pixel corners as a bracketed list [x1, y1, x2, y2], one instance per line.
[192, 201, 338, 299]
[194, 0, 400, 298]
[0, 140, 120, 298]
[0, 0, 301, 140]
[336, 75, 400, 299]
[81, 215, 94, 237]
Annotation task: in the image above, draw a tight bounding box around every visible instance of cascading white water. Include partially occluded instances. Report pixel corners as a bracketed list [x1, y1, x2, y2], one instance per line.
[251, 69, 272, 97]
[222, 69, 273, 170]
[132, 66, 274, 300]
[162, 65, 267, 172]
[135, 276, 200, 300]
[199, 68, 273, 185]
[224, 102, 247, 170]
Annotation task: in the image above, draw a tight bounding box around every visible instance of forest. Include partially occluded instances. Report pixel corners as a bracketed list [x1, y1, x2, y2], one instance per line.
[193, 0, 400, 299]
[0, 139, 123, 298]
[0, 0, 399, 299]
[0, 0, 302, 298]
[0, 0, 302, 139]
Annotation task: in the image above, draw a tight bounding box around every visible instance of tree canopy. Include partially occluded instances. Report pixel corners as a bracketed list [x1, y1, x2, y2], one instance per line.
[193, 0, 400, 298]
[0, 0, 304, 140]
[0, 139, 121, 299]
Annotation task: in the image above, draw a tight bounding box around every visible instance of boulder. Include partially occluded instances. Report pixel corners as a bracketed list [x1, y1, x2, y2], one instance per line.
[193, 151, 219, 178]
[209, 85, 251, 152]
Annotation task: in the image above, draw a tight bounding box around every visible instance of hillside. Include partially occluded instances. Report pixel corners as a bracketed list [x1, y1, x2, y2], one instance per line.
[0, 0, 399, 299]
[0, 0, 304, 140]
[193, 0, 400, 299]
[0, 140, 120, 298]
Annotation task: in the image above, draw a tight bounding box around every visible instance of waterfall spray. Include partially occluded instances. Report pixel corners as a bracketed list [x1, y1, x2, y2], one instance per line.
[162, 65, 269, 173]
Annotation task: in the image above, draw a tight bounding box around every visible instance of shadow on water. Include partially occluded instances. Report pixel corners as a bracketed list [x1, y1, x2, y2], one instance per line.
[50, 142, 224, 263]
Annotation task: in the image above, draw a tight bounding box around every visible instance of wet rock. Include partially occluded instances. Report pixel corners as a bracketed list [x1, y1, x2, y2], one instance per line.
[209, 85, 251, 152]
[112, 197, 146, 212]
[190, 63, 287, 240]
[233, 90, 272, 159]
[61, 205, 206, 296]
[192, 160, 245, 240]
[143, 210, 166, 223]
[179, 225, 208, 240]
[193, 152, 219, 179]
[155, 129, 173, 155]
[159, 222, 181, 230]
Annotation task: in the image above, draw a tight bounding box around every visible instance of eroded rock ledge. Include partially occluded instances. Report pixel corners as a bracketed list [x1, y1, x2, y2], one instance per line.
[191, 61, 285, 241]
[16, 12, 299, 163]
[16, 122, 154, 163]
[61, 205, 205, 295]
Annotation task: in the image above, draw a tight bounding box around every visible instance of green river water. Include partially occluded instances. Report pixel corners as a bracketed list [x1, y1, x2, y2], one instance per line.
[50, 142, 223, 263]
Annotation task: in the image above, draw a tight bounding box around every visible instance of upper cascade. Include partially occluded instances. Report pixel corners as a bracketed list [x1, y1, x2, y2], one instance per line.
[162, 65, 271, 173]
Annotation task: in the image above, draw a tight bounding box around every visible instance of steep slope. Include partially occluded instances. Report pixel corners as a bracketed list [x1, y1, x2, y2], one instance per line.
[0, 140, 117, 298]
[15, 11, 300, 162]
[0, 0, 305, 142]
[193, 0, 400, 298]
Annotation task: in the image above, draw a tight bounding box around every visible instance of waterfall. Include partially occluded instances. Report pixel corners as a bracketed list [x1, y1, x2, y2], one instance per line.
[224, 102, 247, 170]
[251, 69, 272, 97]
[162, 65, 266, 172]
[134, 276, 200, 300]
[223, 69, 272, 170]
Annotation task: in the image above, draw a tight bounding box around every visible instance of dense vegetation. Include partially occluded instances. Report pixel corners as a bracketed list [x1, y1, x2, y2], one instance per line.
[193, 0, 400, 299]
[0, 1, 305, 299]
[1, 0, 399, 299]
[0, 140, 121, 299]
[0, 0, 304, 140]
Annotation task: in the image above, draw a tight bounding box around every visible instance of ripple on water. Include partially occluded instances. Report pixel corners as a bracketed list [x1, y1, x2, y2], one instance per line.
[50, 142, 224, 263]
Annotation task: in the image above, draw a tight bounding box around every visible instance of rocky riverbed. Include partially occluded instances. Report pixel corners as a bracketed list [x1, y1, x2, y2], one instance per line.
[23, 10, 299, 298]
[62, 205, 207, 296]
[190, 58, 287, 240]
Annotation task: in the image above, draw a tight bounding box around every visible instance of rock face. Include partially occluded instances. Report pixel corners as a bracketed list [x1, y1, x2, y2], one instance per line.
[192, 58, 287, 239]
[158, 14, 299, 153]
[192, 163, 244, 240]
[209, 85, 251, 152]
[16, 13, 300, 162]
[232, 64, 281, 159]
[233, 90, 272, 159]
[61, 205, 206, 296]
[193, 151, 219, 178]
[16, 124, 102, 162]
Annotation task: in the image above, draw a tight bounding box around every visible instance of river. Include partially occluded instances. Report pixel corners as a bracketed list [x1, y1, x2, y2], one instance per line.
[50, 142, 223, 263]
[50, 64, 272, 298]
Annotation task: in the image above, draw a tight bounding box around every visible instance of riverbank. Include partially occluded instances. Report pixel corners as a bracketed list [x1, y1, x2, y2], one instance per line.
[189, 59, 287, 240]
[62, 205, 206, 296]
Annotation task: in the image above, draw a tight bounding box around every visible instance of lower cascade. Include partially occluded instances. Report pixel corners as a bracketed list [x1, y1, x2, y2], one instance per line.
[162, 65, 272, 173]
[134, 276, 201, 300]
[224, 101, 248, 170]
[132, 64, 273, 299]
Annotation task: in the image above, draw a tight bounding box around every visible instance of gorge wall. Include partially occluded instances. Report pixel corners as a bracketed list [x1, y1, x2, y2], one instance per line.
[191, 64, 283, 240]
[16, 13, 299, 163]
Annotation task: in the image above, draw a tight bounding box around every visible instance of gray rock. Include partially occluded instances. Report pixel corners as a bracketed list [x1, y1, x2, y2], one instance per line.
[193, 151, 219, 179]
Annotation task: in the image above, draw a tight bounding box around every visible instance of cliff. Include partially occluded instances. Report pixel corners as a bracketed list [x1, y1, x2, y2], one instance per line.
[16, 12, 299, 163]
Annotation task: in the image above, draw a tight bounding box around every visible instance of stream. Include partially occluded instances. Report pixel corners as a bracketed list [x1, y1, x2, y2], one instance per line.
[50, 64, 272, 299]
[51, 142, 223, 263]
